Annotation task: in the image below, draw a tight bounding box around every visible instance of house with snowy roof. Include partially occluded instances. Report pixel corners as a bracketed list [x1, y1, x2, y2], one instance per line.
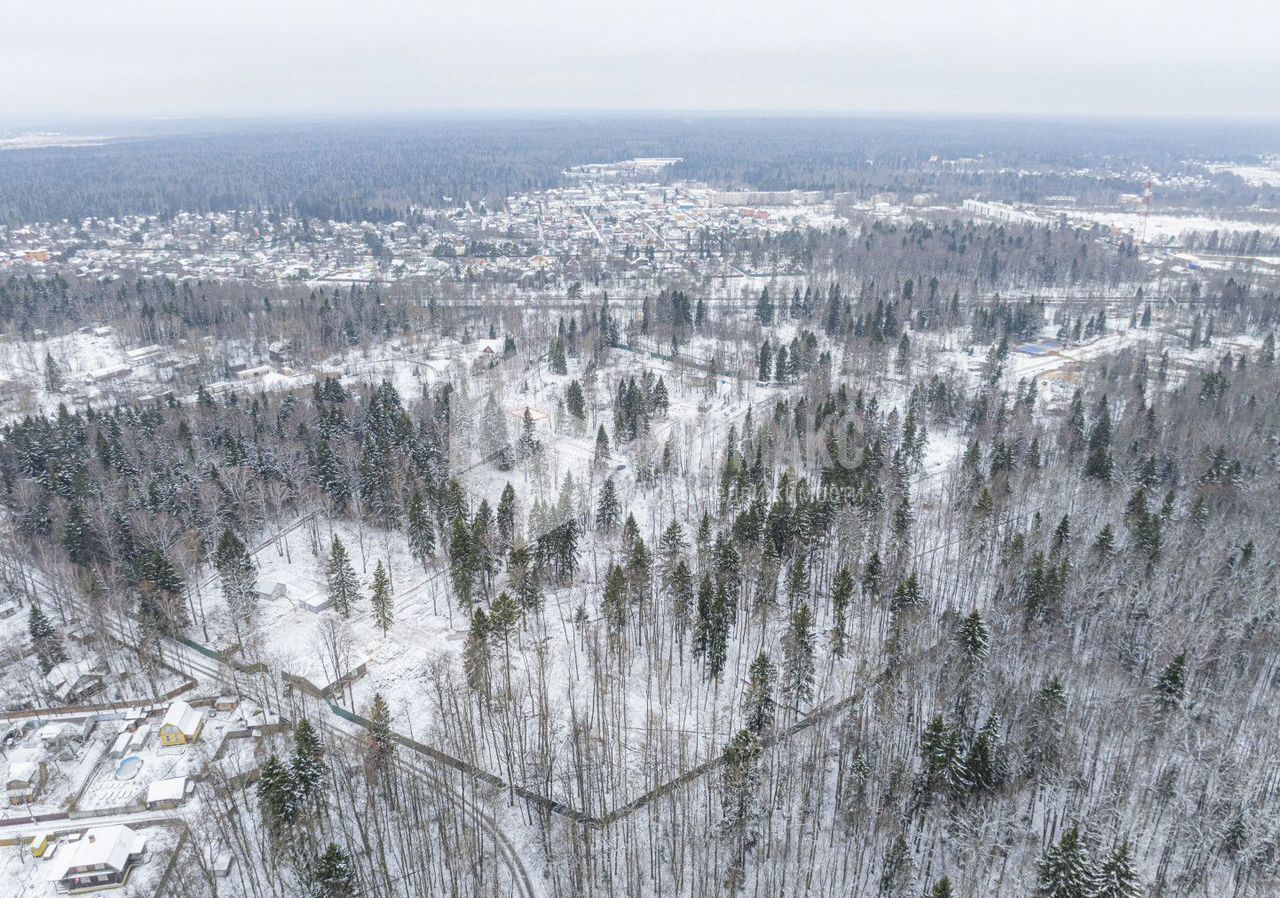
[145, 775, 191, 809]
[158, 699, 204, 746]
[44, 659, 104, 703]
[6, 757, 46, 805]
[53, 824, 147, 891]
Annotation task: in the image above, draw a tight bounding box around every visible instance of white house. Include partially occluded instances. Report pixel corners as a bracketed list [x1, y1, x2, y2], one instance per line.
[53, 825, 147, 891]
[256, 581, 289, 603]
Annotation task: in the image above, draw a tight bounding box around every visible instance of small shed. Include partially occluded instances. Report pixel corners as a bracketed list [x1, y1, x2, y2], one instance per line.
[145, 776, 190, 810]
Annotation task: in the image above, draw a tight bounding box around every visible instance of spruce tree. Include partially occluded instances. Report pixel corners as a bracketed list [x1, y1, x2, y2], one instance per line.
[658, 521, 687, 587]
[669, 558, 695, 638]
[449, 516, 475, 607]
[496, 483, 517, 545]
[720, 727, 763, 886]
[956, 610, 990, 663]
[406, 487, 436, 569]
[257, 754, 298, 831]
[693, 573, 714, 659]
[626, 536, 653, 609]
[28, 604, 66, 674]
[366, 692, 395, 773]
[602, 563, 629, 635]
[370, 561, 393, 634]
[743, 652, 777, 736]
[1035, 825, 1095, 898]
[135, 549, 188, 635]
[463, 608, 491, 694]
[566, 380, 586, 421]
[215, 527, 258, 626]
[594, 425, 611, 466]
[310, 843, 356, 898]
[549, 336, 568, 374]
[965, 714, 1006, 793]
[782, 602, 816, 708]
[325, 537, 360, 617]
[1091, 843, 1142, 898]
[707, 579, 731, 679]
[1153, 651, 1188, 714]
[62, 500, 99, 567]
[291, 717, 327, 807]
[596, 478, 621, 532]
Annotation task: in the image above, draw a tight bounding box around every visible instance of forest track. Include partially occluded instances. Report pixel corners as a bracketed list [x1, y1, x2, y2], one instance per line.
[319, 718, 539, 898]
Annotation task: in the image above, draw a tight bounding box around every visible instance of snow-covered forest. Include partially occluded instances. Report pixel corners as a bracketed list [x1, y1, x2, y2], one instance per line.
[1, 121, 1279, 898]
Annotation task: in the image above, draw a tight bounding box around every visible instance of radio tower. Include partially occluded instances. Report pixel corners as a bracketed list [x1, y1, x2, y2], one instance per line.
[1139, 179, 1154, 247]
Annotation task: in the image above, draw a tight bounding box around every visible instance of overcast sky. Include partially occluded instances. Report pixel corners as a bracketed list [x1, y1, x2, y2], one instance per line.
[4, 0, 1278, 122]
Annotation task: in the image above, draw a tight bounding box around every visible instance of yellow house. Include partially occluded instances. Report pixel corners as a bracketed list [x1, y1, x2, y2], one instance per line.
[30, 831, 55, 858]
[158, 700, 204, 746]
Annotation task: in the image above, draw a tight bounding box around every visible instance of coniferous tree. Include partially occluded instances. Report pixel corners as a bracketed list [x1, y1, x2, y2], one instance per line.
[956, 610, 990, 663]
[594, 425, 611, 466]
[325, 537, 360, 617]
[450, 516, 476, 607]
[602, 563, 629, 635]
[463, 608, 491, 695]
[1091, 843, 1142, 898]
[549, 336, 568, 374]
[62, 500, 99, 567]
[965, 714, 1006, 793]
[1028, 674, 1068, 775]
[406, 487, 436, 569]
[758, 341, 774, 381]
[743, 652, 777, 736]
[830, 566, 853, 655]
[627, 536, 653, 609]
[669, 557, 695, 639]
[370, 560, 393, 634]
[707, 579, 731, 679]
[921, 714, 971, 798]
[755, 286, 774, 325]
[43, 350, 63, 393]
[215, 527, 259, 628]
[291, 717, 327, 807]
[366, 692, 395, 773]
[496, 483, 517, 545]
[596, 478, 621, 532]
[481, 392, 511, 468]
[566, 379, 586, 421]
[782, 602, 816, 708]
[721, 727, 763, 887]
[257, 754, 298, 832]
[28, 604, 66, 674]
[310, 843, 357, 898]
[693, 573, 714, 659]
[658, 521, 687, 586]
[135, 549, 189, 636]
[1153, 651, 1188, 714]
[1083, 395, 1114, 482]
[1035, 825, 1095, 898]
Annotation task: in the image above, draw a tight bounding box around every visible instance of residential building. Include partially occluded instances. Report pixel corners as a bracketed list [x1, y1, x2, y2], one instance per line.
[158, 700, 204, 746]
[55, 825, 147, 891]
